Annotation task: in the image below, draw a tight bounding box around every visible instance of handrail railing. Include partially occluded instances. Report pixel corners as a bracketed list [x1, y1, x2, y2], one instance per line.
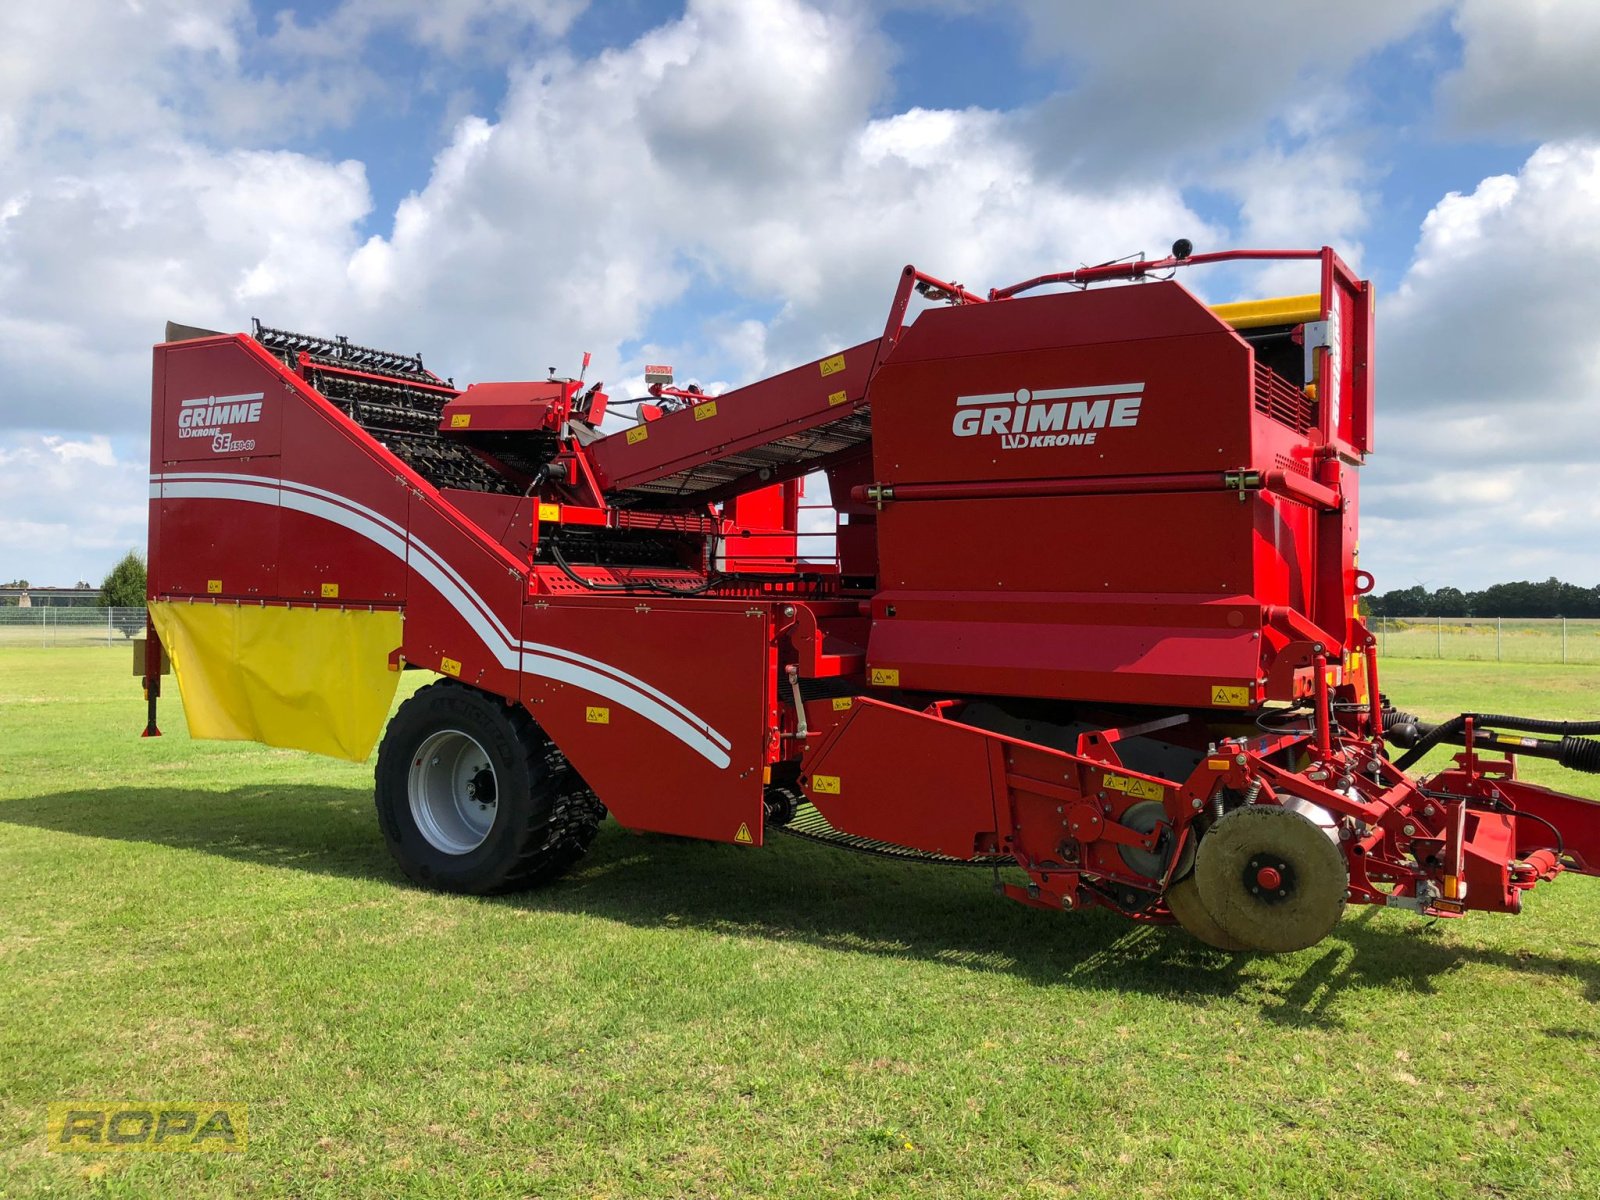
[987, 247, 1332, 300]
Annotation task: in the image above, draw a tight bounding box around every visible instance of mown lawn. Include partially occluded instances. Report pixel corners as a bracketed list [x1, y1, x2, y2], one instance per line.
[2, 648, 1598, 1198]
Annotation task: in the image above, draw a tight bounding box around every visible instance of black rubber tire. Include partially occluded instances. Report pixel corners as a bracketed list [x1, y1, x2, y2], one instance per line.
[374, 680, 605, 894]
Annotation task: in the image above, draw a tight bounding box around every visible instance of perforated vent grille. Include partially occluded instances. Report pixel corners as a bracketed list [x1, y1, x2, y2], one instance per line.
[1253, 364, 1314, 434]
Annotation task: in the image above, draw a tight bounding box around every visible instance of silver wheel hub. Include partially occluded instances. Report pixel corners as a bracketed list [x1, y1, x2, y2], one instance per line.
[408, 729, 498, 854]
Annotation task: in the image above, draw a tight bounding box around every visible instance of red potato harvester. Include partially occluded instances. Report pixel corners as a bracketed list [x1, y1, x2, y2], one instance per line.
[139, 243, 1600, 953]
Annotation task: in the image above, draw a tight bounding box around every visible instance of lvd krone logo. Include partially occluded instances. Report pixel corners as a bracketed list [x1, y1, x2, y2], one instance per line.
[177, 391, 264, 454]
[952, 382, 1143, 449]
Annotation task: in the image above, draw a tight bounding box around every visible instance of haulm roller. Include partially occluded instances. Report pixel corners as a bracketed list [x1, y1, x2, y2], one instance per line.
[140, 244, 1600, 953]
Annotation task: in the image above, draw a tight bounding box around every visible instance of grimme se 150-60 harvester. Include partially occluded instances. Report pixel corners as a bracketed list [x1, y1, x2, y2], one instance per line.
[141, 244, 1600, 953]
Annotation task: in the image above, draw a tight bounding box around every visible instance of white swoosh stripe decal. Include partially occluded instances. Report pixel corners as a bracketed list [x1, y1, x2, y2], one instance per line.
[161, 473, 729, 748]
[161, 472, 727, 746]
[155, 473, 731, 768]
[522, 640, 733, 753]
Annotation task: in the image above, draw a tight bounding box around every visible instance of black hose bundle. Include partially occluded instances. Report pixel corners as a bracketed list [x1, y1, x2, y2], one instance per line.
[1392, 712, 1600, 772]
[1559, 736, 1600, 775]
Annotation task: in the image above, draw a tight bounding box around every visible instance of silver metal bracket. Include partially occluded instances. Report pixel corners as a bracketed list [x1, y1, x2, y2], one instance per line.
[1222, 469, 1262, 502]
[1302, 319, 1331, 386]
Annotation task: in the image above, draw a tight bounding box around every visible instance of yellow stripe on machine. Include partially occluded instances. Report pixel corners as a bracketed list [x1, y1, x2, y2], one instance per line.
[1210, 293, 1322, 330]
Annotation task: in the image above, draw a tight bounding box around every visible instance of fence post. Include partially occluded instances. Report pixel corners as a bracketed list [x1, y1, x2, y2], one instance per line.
[1562, 616, 1568, 665]
[106, 607, 113, 647]
[1437, 615, 1442, 659]
[1496, 616, 1502, 662]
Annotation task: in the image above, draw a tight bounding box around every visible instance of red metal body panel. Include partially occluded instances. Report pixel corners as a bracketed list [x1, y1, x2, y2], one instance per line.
[440, 381, 569, 432]
[144, 247, 1600, 942]
[803, 699, 1002, 857]
[867, 591, 1265, 710]
[587, 340, 876, 495]
[518, 597, 772, 843]
[861, 280, 1350, 708]
[721, 484, 799, 571]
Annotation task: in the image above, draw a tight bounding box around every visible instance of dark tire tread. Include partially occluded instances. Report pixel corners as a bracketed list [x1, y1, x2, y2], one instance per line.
[375, 680, 606, 894]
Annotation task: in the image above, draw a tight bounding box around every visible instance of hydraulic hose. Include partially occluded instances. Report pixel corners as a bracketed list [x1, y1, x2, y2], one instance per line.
[1559, 736, 1600, 775]
[1389, 711, 1600, 773]
[547, 539, 721, 597]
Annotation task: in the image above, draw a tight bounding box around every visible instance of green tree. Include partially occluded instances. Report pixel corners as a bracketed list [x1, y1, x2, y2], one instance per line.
[1370, 585, 1429, 617]
[101, 551, 148, 636]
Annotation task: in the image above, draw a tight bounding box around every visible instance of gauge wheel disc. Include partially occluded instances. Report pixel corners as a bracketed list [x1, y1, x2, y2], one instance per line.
[1194, 805, 1348, 953]
[1165, 874, 1251, 951]
[1116, 799, 1193, 880]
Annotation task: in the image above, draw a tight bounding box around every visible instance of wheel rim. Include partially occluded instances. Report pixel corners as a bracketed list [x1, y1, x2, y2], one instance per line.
[408, 729, 498, 854]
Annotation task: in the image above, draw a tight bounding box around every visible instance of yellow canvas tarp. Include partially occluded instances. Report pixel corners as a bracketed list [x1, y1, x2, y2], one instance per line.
[149, 601, 404, 762]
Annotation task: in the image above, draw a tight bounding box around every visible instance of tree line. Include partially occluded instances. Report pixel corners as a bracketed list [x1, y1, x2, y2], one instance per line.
[1365, 577, 1600, 618]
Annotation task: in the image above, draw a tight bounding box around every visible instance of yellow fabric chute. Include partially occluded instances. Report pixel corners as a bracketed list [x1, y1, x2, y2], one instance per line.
[149, 601, 404, 762]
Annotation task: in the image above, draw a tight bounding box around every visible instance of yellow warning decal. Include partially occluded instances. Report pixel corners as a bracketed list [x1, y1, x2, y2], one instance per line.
[1211, 684, 1250, 707]
[586, 706, 610, 724]
[827, 389, 848, 407]
[819, 353, 846, 377]
[869, 667, 899, 687]
[440, 656, 462, 677]
[812, 774, 841, 795]
[693, 399, 718, 421]
[1104, 774, 1163, 802]
[450, 412, 471, 428]
[626, 424, 648, 444]
[320, 582, 339, 599]
[206, 579, 222, 594]
[734, 822, 754, 844]
[831, 696, 853, 711]
[537, 503, 561, 522]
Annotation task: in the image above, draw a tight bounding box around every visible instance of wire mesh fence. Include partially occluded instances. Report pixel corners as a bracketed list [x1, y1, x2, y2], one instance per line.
[0, 606, 148, 647]
[1375, 616, 1600, 664]
[4, 606, 1596, 664]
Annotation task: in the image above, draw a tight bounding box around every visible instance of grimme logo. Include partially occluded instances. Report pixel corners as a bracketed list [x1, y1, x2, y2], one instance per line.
[47, 1102, 248, 1154]
[177, 391, 264, 454]
[952, 381, 1144, 449]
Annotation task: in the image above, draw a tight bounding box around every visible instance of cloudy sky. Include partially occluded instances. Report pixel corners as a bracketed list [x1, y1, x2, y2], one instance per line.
[1, 0, 1597, 591]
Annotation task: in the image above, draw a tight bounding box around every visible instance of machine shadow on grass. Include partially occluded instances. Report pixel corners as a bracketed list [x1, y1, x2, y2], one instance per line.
[6, 784, 1598, 1027]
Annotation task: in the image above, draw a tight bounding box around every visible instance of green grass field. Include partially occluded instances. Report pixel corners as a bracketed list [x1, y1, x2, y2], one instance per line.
[2, 649, 1599, 1199]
